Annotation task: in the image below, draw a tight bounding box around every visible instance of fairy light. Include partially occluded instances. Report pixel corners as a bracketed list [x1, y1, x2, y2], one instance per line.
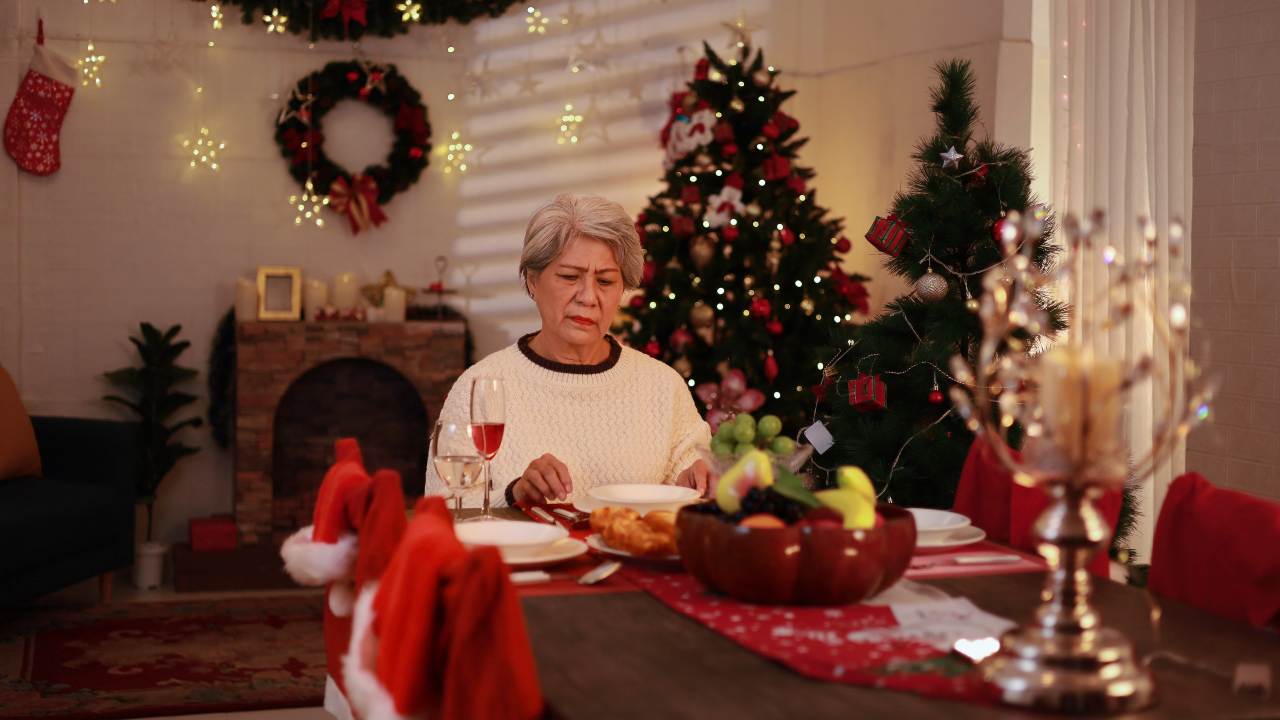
[263, 8, 288, 33]
[526, 6, 549, 34]
[289, 177, 328, 228]
[396, 1, 423, 22]
[182, 127, 225, 172]
[210, 3, 224, 30]
[77, 42, 105, 88]
[557, 103, 583, 145]
[446, 92, 456, 101]
[444, 131, 473, 173]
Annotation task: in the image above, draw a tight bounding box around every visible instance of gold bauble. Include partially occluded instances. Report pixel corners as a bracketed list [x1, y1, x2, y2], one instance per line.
[689, 301, 714, 328]
[673, 356, 692, 378]
[690, 236, 715, 270]
[729, 97, 745, 112]
[742, 275, 754, 289]
[752, 69, 771, 87]
[914, 270, 949, 303]
[801, 297, 815, 315]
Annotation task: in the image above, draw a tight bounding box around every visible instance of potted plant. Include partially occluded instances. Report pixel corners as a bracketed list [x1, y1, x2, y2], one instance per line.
[104, 323, 202, 590]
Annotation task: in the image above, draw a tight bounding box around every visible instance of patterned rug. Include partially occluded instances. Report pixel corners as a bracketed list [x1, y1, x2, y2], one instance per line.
[0, 594, 325, 720]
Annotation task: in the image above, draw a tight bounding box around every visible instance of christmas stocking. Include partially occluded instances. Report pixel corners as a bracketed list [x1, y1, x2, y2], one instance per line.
[4, 24, 76, 176]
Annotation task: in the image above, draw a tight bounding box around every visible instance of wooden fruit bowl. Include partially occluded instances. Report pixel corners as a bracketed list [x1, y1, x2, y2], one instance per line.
[676, 504, 916, 605]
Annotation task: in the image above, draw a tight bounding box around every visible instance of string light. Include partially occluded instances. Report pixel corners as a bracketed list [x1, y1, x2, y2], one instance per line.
[263, 8, 288, 33]
[77, 42, 105, 88]
[525, 6, 549, 34]
[557, 104, 583, 145]
[444, 131, 472, 173]
[289, 177, 328, 228]
[210, 3, 224, 30]
[396, 1, 423, 22]
[182, 127, 225, 172]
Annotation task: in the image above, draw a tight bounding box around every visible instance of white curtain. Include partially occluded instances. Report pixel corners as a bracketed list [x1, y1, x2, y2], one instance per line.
[1045, 0, 1195, 562]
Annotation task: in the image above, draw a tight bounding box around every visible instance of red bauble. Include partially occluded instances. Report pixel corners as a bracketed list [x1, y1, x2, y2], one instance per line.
[724, 172, 745, 189]
[641, 261, 656, 286]
[749, 297, 772, 319]
[786, 176, 806, 194]
[681, 185, 701, 204]
[764, 353, 779, 383]
[928, 389, 944, 405]
[644, 340, 661, 357]
[669, 327, 694, 353]
[408, 147, 424, 159]
[346, 71, 360, 82]
[834, 235, 852, 253]
[722, 225, 740, 241]
[671, 216, 695, 237]
[629, 294, 646, 309]
[722, 143, 738, 157]
[714, 121, 735, 144]
[694, 58, 710, 80]
[992, 217, 1013, 244]
[778, 228, 796, 245]
[765, 319, 783, 336]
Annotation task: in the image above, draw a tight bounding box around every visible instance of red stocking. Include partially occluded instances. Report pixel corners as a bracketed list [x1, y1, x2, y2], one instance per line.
[4, 22, 76, 176]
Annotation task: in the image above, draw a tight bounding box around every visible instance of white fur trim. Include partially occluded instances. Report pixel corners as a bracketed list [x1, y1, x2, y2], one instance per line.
[329, 581, 355, 617]
[280, 525, 358, 586]
[343, 582, 417, 720]
[31, 45, 77, 87]
[324, 675, 355, 720]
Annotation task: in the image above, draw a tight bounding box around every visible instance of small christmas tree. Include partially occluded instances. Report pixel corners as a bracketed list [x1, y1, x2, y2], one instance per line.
[818, 60, 1069, 510]
[618, 42, 869, 434]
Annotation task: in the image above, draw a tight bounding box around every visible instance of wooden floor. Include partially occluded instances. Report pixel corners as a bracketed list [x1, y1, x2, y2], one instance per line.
[31, 575, 331, 720]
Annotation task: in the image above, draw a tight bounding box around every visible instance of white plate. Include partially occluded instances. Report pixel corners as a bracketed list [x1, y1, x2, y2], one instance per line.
[585, 533, 680, 563]
[907, 508, 972, 535]
[455, 519, 568, 560]
[583, 484, 701, 514]
[914, 525, 987, 551]
[502, 537, 588, 567]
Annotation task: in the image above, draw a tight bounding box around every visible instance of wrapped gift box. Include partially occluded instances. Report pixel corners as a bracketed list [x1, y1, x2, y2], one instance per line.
[189, 515, 238, 552]
[849, 373, 888, 412]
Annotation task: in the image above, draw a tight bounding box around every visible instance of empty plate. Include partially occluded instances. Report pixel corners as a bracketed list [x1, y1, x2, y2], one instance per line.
[915, 525, 987, 552]
[907, 507, 972, 535]
[586, 484, 701, 513]
[502, 538, 589, 567]
[455, 520, 568, 560]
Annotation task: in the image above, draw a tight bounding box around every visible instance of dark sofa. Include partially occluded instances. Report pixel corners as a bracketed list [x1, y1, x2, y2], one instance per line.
[0, 417, 136, 604]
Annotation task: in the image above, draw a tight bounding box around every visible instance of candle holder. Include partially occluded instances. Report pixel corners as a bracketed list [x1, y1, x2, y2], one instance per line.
[948, 208, 1213, 713]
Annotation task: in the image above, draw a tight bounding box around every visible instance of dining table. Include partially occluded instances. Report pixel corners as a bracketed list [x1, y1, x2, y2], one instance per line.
[477, 509, 1280, 719]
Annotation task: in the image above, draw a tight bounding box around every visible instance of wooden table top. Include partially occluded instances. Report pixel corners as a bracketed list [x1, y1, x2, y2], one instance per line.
[490, 511, 1280, 719]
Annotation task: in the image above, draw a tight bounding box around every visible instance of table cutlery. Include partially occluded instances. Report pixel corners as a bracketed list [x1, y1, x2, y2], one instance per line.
[529, 506, 557, 525]
[910, 553, 1023, 569]
[509, 560, 622, 586]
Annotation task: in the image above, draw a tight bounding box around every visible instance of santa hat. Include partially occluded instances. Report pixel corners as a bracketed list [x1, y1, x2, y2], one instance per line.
[281, 437, 370, 616]
[344, 497, 544, 720]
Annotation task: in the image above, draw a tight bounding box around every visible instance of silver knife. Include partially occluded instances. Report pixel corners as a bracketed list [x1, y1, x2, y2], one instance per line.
[529, 506, 558, 524]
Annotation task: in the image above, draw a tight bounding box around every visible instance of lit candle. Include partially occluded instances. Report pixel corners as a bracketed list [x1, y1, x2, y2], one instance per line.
[235, 277, 257, 322]
[333, 272, 359, 311]
[382, 286, 406, 322]
[1033, 346, 1124, 482]
[303, 278, 328, 320]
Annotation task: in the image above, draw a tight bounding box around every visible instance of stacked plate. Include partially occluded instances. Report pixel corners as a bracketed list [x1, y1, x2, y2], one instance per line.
[454, 520, 588, 567]
[907, 508, 986, 551]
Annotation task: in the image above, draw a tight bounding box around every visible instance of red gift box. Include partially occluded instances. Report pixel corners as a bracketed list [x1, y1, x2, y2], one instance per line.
[849, 373, 887, 411]
[189, 515, 238, 552]
[864, 214, 910, 256]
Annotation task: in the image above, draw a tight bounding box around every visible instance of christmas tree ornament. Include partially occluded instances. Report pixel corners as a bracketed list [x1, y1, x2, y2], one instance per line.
[668, 326, 694, 354]
[849, 373, 887, 412]
[964, 285, 979, 312]
[939, 144, 963, 168]
[864, 214, 911, 256]
[672, 355, 692, 378]
[834, 235, 852, 253]
[800, 297, 815, 316]
[4, 20, 76, 176]
[689, 236, 715, 270]
[914, 267, 949, 303]
[742, 275, 754, 289]
[643, 339, 661, 357]
[752, 69, 771, 87]
[764, 351, 779, 383]
[690, 301, 715, 344]
[993, 214, 1020, 253]
[765, 319, 783, 336]
[928, 374, 944, 405]
[749, 297, 772, 319]
[289, 177, 329, 227]
[968, 162, 989, 186]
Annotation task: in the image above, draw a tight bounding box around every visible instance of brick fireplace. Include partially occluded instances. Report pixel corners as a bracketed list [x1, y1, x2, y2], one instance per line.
[235, 321, 466, 544]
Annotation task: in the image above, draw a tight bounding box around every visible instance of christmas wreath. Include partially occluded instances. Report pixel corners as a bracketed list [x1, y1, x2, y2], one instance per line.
[275, 59, 430, 234]
[214, 0, 520, 41]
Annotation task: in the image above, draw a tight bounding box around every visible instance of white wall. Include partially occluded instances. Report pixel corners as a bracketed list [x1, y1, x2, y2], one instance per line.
[1, 0, 1029, 543]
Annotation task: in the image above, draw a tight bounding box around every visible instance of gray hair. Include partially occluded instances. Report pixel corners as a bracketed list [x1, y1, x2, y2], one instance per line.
[519, 193, 643, 295]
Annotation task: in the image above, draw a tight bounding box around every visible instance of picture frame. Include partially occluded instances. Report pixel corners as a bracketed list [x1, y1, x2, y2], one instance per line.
[256, 266, 302, 321]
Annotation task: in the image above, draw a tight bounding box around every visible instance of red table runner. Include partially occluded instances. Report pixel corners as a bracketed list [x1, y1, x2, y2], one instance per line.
[620, 566, 1014, 703]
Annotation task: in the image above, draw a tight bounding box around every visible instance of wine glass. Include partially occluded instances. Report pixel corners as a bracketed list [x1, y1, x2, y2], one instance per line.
[469, 377, 506, 521]
[429, 419, 483, 516]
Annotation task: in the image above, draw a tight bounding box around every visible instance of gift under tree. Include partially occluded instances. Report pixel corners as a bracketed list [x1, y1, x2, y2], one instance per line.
[619, 42, 869, 436]
[816, 60, 1071, 511]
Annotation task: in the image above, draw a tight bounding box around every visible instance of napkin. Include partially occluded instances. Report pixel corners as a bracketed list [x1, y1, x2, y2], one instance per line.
[345, 496, 544, 720]
[953, 435, 1120, 579]
[1149, 473, 1280, 628]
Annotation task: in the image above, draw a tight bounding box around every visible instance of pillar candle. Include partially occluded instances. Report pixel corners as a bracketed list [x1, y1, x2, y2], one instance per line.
[235, 277, 258, 322]
[1034, 346, 1124, 482]
[333, 272, 359, 311]
[303, 278, 328, 320]
[383, 286, 406, 322]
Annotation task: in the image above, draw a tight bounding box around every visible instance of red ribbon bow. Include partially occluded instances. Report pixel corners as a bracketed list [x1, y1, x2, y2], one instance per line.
[328, 174, 387, 234]
[320, 0, 368, 32]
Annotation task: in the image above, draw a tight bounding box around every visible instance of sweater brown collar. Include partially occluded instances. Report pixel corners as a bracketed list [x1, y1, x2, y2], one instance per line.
[517, 332, 621, 375]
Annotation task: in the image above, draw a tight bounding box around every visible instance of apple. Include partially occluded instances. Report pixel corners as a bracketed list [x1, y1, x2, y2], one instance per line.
[739, 513, 786, 529]
[714, 449, 775, 514]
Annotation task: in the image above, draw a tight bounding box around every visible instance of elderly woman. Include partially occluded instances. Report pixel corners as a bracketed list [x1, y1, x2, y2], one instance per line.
[425, 194, 712, 507]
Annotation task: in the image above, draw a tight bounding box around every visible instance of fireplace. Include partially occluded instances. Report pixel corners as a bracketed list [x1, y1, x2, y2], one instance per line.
[235, 321, 466, 544]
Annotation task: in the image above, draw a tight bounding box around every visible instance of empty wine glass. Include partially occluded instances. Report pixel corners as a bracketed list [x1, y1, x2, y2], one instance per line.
[469, 377, 506, 521]
[429, 419, 483, 515]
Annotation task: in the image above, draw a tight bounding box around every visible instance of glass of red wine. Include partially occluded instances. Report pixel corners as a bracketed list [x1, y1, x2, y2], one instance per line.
[469, 377, 505, 521]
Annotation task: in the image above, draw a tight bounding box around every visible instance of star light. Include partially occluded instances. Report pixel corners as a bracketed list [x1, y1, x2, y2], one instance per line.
[290, 178, 329, 228]
[525, 6, 549, 34]
[940, 145, 964, 169]
[396, 1, 422, 22]
[263, 8, 288, 33]
[77, 42, 106, 88]
[210, 3, 224, 30]
[557, 104, 583, 145]
[443, 131, 473, 173]
[182, 127, 225, 172]
[722, 12, 758, 48]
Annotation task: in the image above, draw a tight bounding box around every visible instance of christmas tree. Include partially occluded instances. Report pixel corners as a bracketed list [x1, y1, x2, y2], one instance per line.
[817, 60, 1070, 510]
[618, 42, 870, 435]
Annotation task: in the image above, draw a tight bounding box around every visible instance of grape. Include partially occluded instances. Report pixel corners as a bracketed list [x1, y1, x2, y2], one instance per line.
[732, 422, 756, 444]
[734, 441, 756, 456]
[711, 439, 734, 458]
[756, 414, 782, 442]
[735, 413, 757, 435]
[770, 436, 797, 455]
[714, 422, 737, 442]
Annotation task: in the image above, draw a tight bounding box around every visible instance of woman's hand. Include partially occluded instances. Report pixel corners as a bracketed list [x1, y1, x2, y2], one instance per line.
[675, 459, 715, 497]
[513, 453, 573, 503]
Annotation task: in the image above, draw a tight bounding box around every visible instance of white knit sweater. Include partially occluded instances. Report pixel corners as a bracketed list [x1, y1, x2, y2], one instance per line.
[424, 334, 712, 508]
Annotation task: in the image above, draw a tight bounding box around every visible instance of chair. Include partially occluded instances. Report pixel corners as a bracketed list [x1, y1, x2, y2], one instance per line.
[1148, 473, 1280, 628]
